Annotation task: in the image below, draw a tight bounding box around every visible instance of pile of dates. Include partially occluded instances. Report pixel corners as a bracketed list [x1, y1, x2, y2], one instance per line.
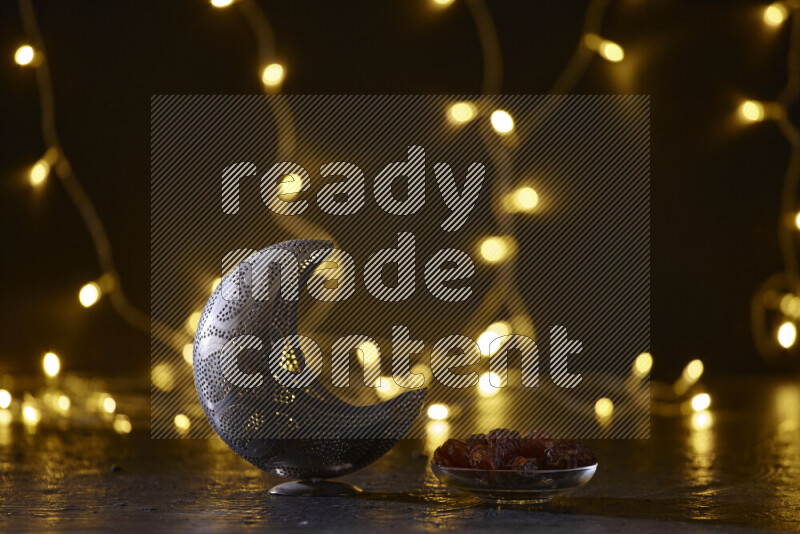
[433, 428, 597, 471]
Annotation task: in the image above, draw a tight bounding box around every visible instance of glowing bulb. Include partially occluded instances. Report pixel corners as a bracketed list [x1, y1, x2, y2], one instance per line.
[103, 396, 116, 413]
[764, 2, 788, 26]
[211, 0, 234, 7]
[29, 160, 49, 186]
[632, 352, 653, 376]
[152, 363, 175, 392]
[279, 173, 303, 198]
[57, 395, 71, 412]
[375, 376, 400, 398]
[513, 187, 538, 211]
[113, 414, 132, 434]
[448, 102, 476, 124]
[684, 359, 704, 381]
[43, 352, 60, 377]
[182, 344, 194, 365]
[427, 404, 449, 420]
[795, 212, 800, 230]
[598, 41, 624, 62]
[594, 397, 614, 418]
[778, 321, 797, 348]
[23, 405, 40, 424]
[739, 100, 765, 122]
[357, 341, 380, 368]
[584, 34, 624, 62]
[691, 393, 711, 412]
[186, 311, 202, 333]
[174, 414, 191, 432]
[478, 372, 501, 396]
[0, 390, 10, 410]
[691, 410, 712, 430]
[477, 321, 511, 356]
[261, 63, 285, 87]
[433, 0, 455, 5]
[14, 45, 34, 66]
[490, 110, 514, 134]
[479, 236, 515, 263]
[79, 282, 101, 307]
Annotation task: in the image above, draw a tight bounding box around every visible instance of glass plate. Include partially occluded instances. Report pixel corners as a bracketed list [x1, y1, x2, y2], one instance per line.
[430, 461, 597, 504]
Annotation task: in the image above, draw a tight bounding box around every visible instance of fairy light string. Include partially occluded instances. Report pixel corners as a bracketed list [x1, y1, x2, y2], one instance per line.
[21, 0, 795, 432]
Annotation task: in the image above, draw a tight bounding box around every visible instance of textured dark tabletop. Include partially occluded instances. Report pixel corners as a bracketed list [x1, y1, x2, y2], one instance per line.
[1, 376, 798, 533]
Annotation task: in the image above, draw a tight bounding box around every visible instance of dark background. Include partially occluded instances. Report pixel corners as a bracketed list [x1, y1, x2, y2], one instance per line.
[0, 0, 794, 379]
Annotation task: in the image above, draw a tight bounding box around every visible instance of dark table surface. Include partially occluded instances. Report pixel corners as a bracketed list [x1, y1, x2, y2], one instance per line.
[1, 376, 799, 533]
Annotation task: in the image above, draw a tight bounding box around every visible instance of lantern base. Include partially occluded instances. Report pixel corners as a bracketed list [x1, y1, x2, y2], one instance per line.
[269, 479, 362, 497]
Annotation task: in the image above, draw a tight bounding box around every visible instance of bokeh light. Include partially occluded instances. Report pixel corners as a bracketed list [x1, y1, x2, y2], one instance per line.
[427, 404, 449, 420]
[478, 235, 516, 263]
[594, 397, 614, 418]
[79, 282, 101, 307]
[29, 160, 49, 186]
[14, 45, 34, 66]
[490, 110, 514, 134]
[777, 321, 797, 348]
[763, 2, 788, 26]
[211, 0, 234, 7]
[261, 63, 285, 87]
[632, 352, 653, 376]
[691, 393, 711, 412]
[0, 390, 11, 410]
[43, 352, 60, 377]
[478, 372, 501, 396]
[447, 101, 476, 124]
[739, 100, 765, 122]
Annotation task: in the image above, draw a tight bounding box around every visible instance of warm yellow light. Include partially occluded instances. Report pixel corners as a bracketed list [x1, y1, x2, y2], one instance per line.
[279, 173, 303, 198]
[0, 410, 11, 425]
[433, 0, 455, 5]
[174, 413, 191, 432]
[152, 363, 175, 392]
[43, 352, 60, 377]
[684, 359, 704, 382]
[595, 397, 614, 418]
[29, 160, 49, 186]
[261, 63, 285, 87]
[691, 393, 711, 412]
[478, 372, 501, 396]
[795, 212, 800, 230]
[113, 414, 132, 434]
[210, 277, 222, 292]
[632, 352, 653, 376]
[182, 343, 194, 365]
[448, 102, 476, 124]
[79, 282, 101, 307]
[490, 110, 514, 134]
[0, 390, 10, 410]
[103, 396, 116, 413]
[599, 41, 624, 62]
[477, 321, 511, 356]
[740, 100, 765, 122]
[23, 405, 40, 424]
[778, 321, 797, 348]
[479, 236, 515, 263]
[357, 341, 380, 367]
[764, 2, 788, 26]
[211, 0, 234, 7]
[14, 45, 35, 66]
[186, 311, 202, 333]
[513, 187, 538, 211]
[57, 395, 71, 412]
[427, 404, 449, 420]
[691, 410, 712, 430]
[375, 376, 400, 398]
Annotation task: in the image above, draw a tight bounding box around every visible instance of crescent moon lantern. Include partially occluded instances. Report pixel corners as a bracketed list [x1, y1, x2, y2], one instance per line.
[193, 239, 427, 495]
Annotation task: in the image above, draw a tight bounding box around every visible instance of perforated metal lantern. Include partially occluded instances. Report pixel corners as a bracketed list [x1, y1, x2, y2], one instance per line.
[193, 239, 426, 494]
